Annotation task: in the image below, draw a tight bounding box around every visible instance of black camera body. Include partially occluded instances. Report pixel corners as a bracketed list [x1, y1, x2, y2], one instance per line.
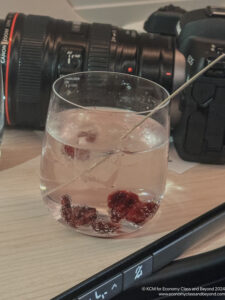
[176, 7, 225, 164]
[0, 6, 225, 164]
[146, 6, 225, 164]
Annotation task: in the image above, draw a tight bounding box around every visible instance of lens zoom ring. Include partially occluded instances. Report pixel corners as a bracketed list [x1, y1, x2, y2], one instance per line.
[87, 23, 111, 71]
[17, 16, 49, 104]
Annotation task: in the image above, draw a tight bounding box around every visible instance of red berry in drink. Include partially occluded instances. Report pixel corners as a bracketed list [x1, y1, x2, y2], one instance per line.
[61, 195, 97, 228]
[108, 190, 139, 208]
[78, 130, 97, 143]
[143, 202, 159, 217]
[108, 190, 139, 222]
[70, 206, 97, 227]
[63, 144, 90, 161]
[92, 219, 120, 234]
[107, 190, 159, 225]
[63, 145, 75, 159]
[61, 194, 71, 207]
[125, 202, 159, 225]
[61, 195, 72, 223]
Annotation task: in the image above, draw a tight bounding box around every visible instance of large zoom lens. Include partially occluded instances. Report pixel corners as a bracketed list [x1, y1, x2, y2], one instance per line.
[0, 13, 185, 128]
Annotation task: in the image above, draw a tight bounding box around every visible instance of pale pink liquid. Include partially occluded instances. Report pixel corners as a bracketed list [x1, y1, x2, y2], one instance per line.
[40, 108, 168, 237]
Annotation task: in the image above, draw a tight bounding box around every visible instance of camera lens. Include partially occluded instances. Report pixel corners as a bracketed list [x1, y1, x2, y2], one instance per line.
[0, 13, 184, 128]
[0, 13, 70, 128]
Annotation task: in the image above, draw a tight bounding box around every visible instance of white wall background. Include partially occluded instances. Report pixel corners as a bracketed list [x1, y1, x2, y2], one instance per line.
[0, 0, 82, 20]
[0, 0, 225, 28]
[69, 0, 225, 27]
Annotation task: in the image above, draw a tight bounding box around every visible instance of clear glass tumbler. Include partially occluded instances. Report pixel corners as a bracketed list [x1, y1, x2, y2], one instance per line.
[40, 72, 170, 237]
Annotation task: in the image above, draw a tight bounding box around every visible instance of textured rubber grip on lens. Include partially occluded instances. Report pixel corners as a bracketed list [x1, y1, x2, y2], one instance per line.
[17, 16, 49, 103]
[14, 15, 50, 126]
[15, 15, 48, 107]
[87, 23, 111, 71]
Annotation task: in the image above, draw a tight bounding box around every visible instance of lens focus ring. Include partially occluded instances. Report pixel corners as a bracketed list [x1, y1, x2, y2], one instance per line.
[15, 15, 49, 125]
[87, 23, 111, 71]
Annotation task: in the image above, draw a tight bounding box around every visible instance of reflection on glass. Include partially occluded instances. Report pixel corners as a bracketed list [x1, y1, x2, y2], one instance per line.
[40, 72, 170, 238]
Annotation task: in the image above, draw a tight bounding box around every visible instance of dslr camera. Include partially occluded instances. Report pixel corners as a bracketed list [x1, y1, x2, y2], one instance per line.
[0, 5, 225, 164]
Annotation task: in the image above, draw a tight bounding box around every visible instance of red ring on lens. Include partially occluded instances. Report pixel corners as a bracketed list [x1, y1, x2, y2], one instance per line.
[5, 13, 19, 125]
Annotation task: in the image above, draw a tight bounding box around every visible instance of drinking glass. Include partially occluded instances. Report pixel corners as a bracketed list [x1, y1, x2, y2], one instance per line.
[40, 72, 170, 237]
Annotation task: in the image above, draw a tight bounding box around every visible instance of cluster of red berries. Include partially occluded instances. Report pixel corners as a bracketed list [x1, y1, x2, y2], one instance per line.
[61, 195, 120, 234]
[61, 131, 159, 234]
[61, 190, 159, 234]
[108, 190, 158, 225]
[63, 130, 97, 161]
